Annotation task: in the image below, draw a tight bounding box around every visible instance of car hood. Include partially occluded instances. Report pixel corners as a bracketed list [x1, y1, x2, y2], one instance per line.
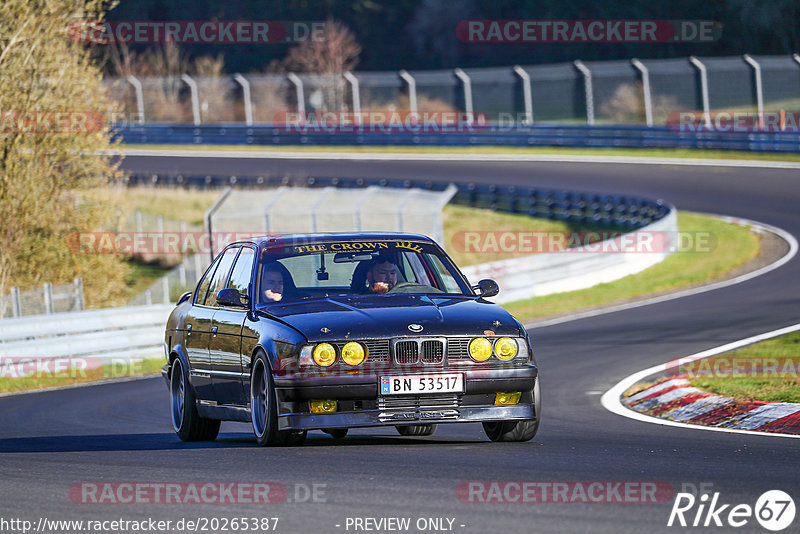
[257, 294, 523, 342]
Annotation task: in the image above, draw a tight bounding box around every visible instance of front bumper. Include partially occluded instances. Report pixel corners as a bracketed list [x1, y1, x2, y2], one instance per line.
[273, 365, 538, 431]
[278, 403, 536, 430]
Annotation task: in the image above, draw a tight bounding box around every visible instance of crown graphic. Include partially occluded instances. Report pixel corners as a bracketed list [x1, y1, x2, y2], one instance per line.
[396, 241, 423, 253]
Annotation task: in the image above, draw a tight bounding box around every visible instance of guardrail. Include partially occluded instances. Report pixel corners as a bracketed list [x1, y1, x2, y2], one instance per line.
[113, 123, 800, 152]
[0, 305, 172, 367]
[126, 173, 670, 231]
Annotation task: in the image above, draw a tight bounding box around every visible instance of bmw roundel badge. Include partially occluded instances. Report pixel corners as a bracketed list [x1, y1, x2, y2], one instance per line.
[408, 324, 423, 332]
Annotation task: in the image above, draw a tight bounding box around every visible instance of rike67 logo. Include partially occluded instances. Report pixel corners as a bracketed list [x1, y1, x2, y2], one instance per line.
[668, 489, 795, 531]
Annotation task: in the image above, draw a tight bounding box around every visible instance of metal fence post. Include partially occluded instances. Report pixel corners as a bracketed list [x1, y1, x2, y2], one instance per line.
[180, 221, 187, 254]
[162, 276, 170, 304]
[11, 287, 21, 317]
[743, 55, 764, 129]
[127, 75, 145, 124]
[135, 210, 143, 233]
[204, 187, 233, 263]
[181, 74, 201, 125]
[398, 70, 417, 114]
[573, 60, 595, 126]
[689, 56, 712, 129]
[287, 73, 306, 115]
[43, 282, 54, 314]
[631, 59, 653, 127]
[309, 188, 334, 233]
[454, 68, 474, 122]
[513, 65, 533, 125]
[233, 73, 253, 126]
[343, 72, 361, 117]
[74, 278, 85, 311]
[194, 254, 203, 280]
[179, 263, 187, 288]
[263, 186, 289, 233]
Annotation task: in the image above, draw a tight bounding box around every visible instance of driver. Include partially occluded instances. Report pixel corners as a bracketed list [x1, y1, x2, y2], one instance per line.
[365, 255, 398, 294]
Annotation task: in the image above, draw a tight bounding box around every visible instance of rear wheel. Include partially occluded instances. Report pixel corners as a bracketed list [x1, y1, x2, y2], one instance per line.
[482, 379, 540, 442]
[396, 424, 437, 436]
[170, 358, 220, 441]
[251, 353, 306, 446]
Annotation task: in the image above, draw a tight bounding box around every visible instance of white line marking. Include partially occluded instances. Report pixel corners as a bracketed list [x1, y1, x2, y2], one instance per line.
[601, 323, 800, 439]
[110, 148, 800, 170]
[525, 215, 798, 329]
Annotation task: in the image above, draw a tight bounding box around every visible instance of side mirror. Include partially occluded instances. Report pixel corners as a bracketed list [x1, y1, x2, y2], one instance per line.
[472, 279, 499, 298]
[217, 288, 248, 308]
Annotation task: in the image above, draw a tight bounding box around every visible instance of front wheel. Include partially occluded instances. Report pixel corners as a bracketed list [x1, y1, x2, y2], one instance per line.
[251, 353, 306, 447]
[483, 379, 540, 442]
[396, 424, 437, 436]
[170, 358, 220, 441]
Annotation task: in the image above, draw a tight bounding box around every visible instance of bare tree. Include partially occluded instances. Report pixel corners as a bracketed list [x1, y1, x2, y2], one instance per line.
[284, 19, 361, 111]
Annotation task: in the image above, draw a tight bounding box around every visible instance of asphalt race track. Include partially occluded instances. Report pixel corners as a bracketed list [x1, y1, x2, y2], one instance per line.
[1, 154, 798, 533]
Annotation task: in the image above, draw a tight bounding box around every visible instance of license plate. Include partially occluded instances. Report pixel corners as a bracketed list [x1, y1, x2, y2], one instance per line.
[380, 373, 464, 395]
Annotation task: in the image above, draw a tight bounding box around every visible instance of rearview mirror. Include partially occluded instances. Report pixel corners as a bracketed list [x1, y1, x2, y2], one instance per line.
[217, 288, 248, 308]
[472, 279, 499, 298]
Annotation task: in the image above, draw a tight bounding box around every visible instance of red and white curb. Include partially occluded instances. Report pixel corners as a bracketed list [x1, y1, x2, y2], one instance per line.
[623, 375, 800, 434]
[602, 323, 800, 439]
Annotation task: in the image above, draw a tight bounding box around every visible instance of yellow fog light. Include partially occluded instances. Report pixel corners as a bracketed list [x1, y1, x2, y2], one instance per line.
[312, 343, 336, 367]
[469, 337, 492, 362]
[310, 400, 338, 413]
[495, 337, 518, 361]
[341, 342, 366, 366]
[495, 392, 521, 405]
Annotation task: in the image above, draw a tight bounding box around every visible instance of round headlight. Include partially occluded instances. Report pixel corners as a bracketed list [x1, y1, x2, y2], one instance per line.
[469, 337, 492, 362]
[312, 343, 336, 367]
[495, 337, 518, 360]
[341, 342, 366, 366]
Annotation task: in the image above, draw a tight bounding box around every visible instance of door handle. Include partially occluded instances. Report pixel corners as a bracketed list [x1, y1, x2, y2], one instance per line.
[211, 325, 218, 336]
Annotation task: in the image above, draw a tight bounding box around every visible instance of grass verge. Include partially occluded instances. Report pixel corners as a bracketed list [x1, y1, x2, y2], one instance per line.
[507, 212, 760, 321]
[685, 331, 800, 403]
[124, 144, 800, 163]
[0, 357, 165, 395]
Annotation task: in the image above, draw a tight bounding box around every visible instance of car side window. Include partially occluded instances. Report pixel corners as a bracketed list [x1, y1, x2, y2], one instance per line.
[195, 255, 222, 306]
[226, 246, 256, 298]
[204, 247, 239, 307]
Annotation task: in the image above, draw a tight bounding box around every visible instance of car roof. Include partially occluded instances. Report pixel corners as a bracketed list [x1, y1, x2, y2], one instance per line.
[229, 232, 437, 249]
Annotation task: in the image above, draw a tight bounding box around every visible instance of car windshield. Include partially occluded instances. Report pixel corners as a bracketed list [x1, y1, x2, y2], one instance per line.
[256, 239, 471, 304]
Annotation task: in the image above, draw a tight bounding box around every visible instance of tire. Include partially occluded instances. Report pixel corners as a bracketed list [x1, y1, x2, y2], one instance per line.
[324, 428, 348, 439]
[170, 358, 220, 441]
[482, 379, 541, 442]
[395, 424, 438, 436]
[250, 352, 305, 447]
